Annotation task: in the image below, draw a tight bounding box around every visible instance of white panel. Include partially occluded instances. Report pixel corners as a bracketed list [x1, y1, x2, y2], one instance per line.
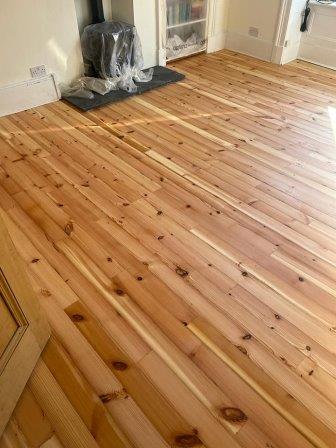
[225, 32, 274, 61]
[310, 14, 336, 39]
[207, 0, 229, 53]
[299, 3, 336, 70]
[0, 75, 60, 118]
[134, 0, 159, 68]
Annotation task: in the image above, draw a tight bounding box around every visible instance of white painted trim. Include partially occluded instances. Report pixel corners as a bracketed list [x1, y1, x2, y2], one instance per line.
[272, 0, 292, 63]
[299, 40, 336, 70]
[298, 3, 336, 70]
[275, 0, 292, 46]
[207, 31, 227, 54]
[0, 74, 60, 118]
[298, 57, 336, 71]
[207, 0, 226, 55]
[225, 32, 275, 62]
[281, 39, 302, 64]
[157, 0, 167, 65]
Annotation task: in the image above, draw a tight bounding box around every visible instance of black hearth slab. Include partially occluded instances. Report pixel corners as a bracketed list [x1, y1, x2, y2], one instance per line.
[63, 66, 185, 111]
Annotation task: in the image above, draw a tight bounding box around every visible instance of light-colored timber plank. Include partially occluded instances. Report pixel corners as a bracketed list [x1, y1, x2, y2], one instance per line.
[2, 49, 336, 448]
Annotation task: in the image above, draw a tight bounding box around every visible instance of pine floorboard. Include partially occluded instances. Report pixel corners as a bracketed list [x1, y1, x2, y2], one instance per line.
[1, 50, 336, 447]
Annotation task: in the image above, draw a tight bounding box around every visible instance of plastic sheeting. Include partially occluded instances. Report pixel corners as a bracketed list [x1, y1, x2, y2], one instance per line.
[81, 21, 153, 93]
[61, 77, 117, 99]
[166, 32, 206, 60]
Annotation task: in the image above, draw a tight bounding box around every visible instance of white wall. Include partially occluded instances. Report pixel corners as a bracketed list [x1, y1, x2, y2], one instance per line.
[225, 0, 282, 61]
[0, 0, 84, 117]
[111, 0, 158, 69]
[299, 2, 336, 70]
[74, 0, 113, 34]
[0, 0, 83, 87]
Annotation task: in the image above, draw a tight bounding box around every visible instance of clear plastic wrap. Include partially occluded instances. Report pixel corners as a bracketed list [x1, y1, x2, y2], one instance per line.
[60, 76, 117, 98]
[80, 77, 118, 94]
[60, 79, 94, 99]
[81, 21, 153, 93]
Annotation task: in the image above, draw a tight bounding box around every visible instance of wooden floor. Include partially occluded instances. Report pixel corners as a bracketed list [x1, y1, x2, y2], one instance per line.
[1, 50, 336, 448]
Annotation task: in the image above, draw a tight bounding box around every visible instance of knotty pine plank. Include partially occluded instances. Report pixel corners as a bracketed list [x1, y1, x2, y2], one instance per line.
[2, 50, 336, 448]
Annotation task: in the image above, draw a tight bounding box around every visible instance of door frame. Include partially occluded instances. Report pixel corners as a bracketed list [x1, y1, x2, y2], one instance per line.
[0, 210, 50, 436]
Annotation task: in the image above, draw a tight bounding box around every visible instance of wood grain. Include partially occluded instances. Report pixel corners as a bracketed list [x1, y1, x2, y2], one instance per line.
[1, 50, 336, 447]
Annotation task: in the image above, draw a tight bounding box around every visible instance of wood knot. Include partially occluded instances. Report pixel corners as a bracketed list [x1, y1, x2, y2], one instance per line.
[241, 271, 248, 277]
[174, 434, 202, 447]
[71, 314, 84, 322]
[137, 276, 143, 281]
[99, 393, 113, 403]
[175, 266, 189, 278]
[114, 289, 125, 296]
[242, 334, 252, 340]
[31, 258, 40, 263]
[40, 288, 51, 297]
[99, 388, 128, 403]
[158, 235, 164, 240]
[157, 210, 163, 215]
[298, 276, 304, 282]
[220, 407, 248, 423]
[64, 222, 73, 236]
[236, 345, 248, 355]
[107, 257, 113, 262]
[112, 361, 128, 371]
[274, 314, 281, 320]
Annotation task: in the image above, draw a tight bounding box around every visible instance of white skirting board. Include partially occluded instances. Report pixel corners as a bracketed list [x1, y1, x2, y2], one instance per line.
[224, 32, 274, 62]
[0, 74, 60, 118]
[299, 41, 336, 71]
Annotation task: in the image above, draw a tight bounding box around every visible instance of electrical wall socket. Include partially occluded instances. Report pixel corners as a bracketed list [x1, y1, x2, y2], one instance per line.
[248, 27, 259, 38]
[30, 65, 47, 78]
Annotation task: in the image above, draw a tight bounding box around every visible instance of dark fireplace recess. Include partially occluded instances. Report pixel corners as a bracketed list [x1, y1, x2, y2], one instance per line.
[90, 0, 105, 24]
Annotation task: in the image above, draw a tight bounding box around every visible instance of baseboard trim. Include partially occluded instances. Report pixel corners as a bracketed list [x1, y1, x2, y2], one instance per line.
[0, 74, 60, 118]
[298, 57, 336, 72]
[299, 42, 336, 71]
[225, 32, 274, 62]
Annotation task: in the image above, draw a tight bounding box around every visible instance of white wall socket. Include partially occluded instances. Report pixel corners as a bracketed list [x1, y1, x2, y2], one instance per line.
[248, 27, 259, 38]
[30, 65, 47, 78]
